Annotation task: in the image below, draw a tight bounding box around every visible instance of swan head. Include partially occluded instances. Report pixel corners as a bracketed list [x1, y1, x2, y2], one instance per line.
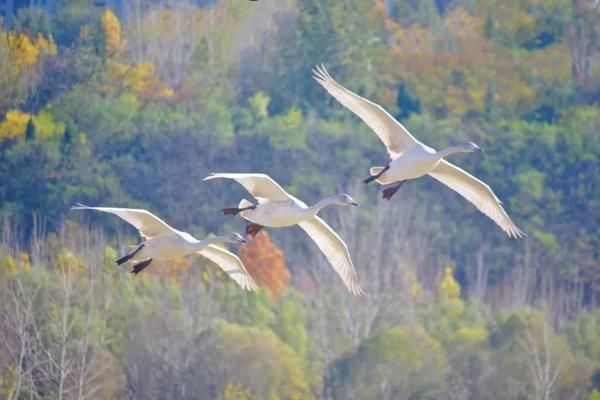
[225, 232, 248, 244]
[461, 142, 483, 153]
[332, 194, 359, 207]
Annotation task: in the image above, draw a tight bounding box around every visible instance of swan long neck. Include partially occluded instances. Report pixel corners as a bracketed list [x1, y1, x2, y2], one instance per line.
[437, 145, 470, 159]
[306, 196, 341, 216]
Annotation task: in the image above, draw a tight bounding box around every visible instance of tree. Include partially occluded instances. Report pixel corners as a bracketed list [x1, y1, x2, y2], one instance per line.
[102, 9, 122, 55]
[239, 231, 290, 298]
[567, 0, 600, 100]
[24, 118, 35, 141]
[330, 325, 448, 400]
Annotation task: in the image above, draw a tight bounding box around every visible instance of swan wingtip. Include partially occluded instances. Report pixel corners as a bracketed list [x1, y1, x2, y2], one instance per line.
[202, 172, 218, 181]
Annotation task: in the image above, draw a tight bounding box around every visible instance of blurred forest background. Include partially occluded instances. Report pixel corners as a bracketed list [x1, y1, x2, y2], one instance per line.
[0, 0, 599, 399]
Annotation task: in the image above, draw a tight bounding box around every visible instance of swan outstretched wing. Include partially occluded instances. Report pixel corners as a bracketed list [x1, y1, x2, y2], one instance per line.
[313, 64, 419, 159]
[203, 173, 291, 203]
[298, 216, 364, 295]
[71, 204, 175, 239]
[198, 244, 258, 291]
[428, 161, 525, 238]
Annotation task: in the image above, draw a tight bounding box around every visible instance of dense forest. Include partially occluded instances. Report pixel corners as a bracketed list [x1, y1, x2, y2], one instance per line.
[0, 0, 599, 399]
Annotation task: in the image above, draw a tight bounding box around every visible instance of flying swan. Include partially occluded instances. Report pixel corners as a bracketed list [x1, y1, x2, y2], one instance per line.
[202, 173, 364, 295]
[71, 204, 257, 290]
[313, 65, 524, 239]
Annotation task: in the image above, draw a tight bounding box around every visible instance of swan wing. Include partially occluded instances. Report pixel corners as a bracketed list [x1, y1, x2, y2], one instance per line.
[428, 161, 525, 238]
[298, 216, 364, 295]
[197, 244, 258, 291]
[71, 204, 175, 239]
[312, 64, 419, 158]
[203, 173, 292, 203]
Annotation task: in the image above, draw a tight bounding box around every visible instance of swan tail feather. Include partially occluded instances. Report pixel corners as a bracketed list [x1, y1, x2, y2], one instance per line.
[370, 167, 385, 176]
[369, 166, 389, 184]
[238, 199, 253, 208]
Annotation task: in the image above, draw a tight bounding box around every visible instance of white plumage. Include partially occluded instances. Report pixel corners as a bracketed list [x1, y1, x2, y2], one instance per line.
[71, 204, 257, 290]
[203, 173, 365, 295]
[313, 64, 524, 238]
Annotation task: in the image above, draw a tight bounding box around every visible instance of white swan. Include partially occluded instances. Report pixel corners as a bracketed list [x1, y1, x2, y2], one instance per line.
[202, 173, 364, 295]
[71, 204, 257, 290]
[313, 65, 524, 239]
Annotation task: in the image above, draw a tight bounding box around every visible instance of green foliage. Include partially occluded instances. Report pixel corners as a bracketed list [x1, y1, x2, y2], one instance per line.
[199, 320, 313, 400]
[567, 311, 600, 362]
[0, 1, 599, 398]
[331, 325, 448, 399]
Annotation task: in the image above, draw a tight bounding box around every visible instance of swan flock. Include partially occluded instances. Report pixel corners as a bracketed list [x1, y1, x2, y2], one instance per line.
[74, 65, 524, 295]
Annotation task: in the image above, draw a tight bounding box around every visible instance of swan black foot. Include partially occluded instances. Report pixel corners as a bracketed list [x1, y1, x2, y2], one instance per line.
[223, 205, 256, 215]
[382, 181, 405, 201]
[116, 243, 144, 265]
[131, 258, 153, 275]
[246, 224, 263, 238]
[363, 165, 390, 184]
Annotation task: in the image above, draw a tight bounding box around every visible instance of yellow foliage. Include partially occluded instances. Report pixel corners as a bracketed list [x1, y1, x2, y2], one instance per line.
[33, 110, 65, 139]
[446, 298, 465, 319]
[126, 63, 174, 100]
[439, 265, 460, 300]
[102, 9, 122, 53]
[19, 252, 31, 272]
[5, 31, 56, 69]
[34, 33, 56, 57]
[105, 245, 118, 264]
[7, 31, 39, 67]
[3, 256, 18, 276]
[0, 109, 31, 141]
[105, 61, 174, 102]
[1, 252, 30, 275]
[0, 109, 64, 141]
[410, 279, 423, 300]
[248, 91, 270, 119]
[281, 107, 302, 130]
[55, 248, 85, 276]
[586, 390, 600, 400]
[385, 5, 548, 116]
[1, 31, 56, 111]
[218, 384, 258, 400]
[456, 326, 488, 344]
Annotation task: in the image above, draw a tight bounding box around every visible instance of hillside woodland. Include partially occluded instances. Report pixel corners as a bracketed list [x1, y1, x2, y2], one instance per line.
[0, 0, 599, 399]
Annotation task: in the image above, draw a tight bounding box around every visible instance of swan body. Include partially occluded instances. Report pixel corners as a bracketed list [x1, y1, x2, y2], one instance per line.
[313, 64, 524, 238]
[71, 204, 257, 290]
[203, 173, 364, 295]
[240, 199, 311, 227]
[376, 145, 440, 184]
[128, 233, 226, 260]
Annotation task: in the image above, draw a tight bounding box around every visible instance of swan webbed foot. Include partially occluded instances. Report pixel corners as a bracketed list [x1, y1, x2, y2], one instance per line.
[116, 243, 145, 265]
[223, 205, 257, 216]
[246, 224, 263, 238]
[364, 165, 390, 184]
[131, 258, 153, 275]
[363, 175, 377, 184]
[382, 181, 405, 201]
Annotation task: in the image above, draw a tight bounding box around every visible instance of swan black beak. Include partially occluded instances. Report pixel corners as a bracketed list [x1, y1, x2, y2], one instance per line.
[240, 238, 248, 244]
[351, 201, 359, 207]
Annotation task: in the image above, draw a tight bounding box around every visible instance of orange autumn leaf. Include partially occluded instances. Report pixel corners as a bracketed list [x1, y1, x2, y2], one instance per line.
[239, 231, 289, 298]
